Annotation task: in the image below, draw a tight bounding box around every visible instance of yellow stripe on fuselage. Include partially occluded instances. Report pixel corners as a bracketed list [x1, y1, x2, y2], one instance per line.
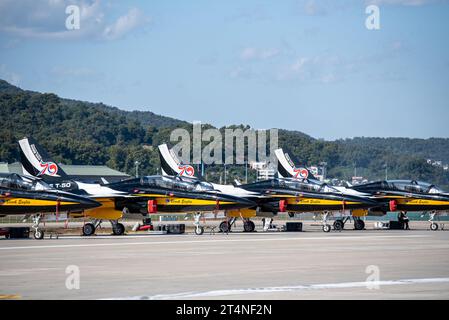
[286, 198, 361, 205]
[0, 198, 77, 206]
[133, 194, 236, 206]
[157, 198, 236, 206]
[397, 198, 449, 206]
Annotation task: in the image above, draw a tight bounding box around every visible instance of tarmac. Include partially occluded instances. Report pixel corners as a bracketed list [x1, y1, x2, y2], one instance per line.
[1, 220, 449, 300]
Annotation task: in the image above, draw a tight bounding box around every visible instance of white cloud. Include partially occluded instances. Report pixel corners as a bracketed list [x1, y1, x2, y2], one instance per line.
[103, 8, 149, 41]
[239, 47, 281, 61]
[0, 0, 150, 41]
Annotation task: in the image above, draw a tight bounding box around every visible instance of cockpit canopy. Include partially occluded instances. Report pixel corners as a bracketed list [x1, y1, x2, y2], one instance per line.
[352, 179, 444, 194]
[249, 178, 339, 193]
[0, 173, 50, 191]
[140, 175, 215, 192]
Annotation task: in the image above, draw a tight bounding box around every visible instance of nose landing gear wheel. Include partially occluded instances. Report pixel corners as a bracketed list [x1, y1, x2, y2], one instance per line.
[112, 223, 125, 235]
[82, 223, 96, 236]
[243, 220, 255, 232]
[333, 220, 344, 231]
[322, 224, 331, 233]
[195, 226, 204, 235]
[430, 223, 439, 231]
[33, 230, 44, 240]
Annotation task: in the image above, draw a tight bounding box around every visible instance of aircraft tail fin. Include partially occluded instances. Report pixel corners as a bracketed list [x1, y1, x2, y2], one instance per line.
[18, 137, 68, 180]
[274, 148, 315, 180]
[158, 144, 196, 177]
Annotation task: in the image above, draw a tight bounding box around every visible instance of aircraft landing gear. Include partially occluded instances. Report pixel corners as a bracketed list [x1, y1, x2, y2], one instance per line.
[82, 219, 102, 236]
[219, 217, 236, 233]
[243, 219, 255, 232]
[193, 213, 204, 236]
[219, 221, 231, 233]
[354, 218, 365, 231]
[333, 219, 344, 231]
[82, 223, 96, 236]
[321, 212, 331, 233]
[111, 220, 125, 235]
[195, 226, 204, 235]
[429, 212, 438, 231]
[32, 214, 45, 240]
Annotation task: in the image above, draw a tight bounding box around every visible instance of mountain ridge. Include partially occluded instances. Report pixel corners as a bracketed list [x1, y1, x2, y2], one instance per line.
[1, 79, 448, 188]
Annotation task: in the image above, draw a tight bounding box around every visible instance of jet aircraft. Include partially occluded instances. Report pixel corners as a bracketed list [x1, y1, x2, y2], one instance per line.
[351, 180, 449, 231]
[0, 173, 100, 239]
[19, 137, 255, 236]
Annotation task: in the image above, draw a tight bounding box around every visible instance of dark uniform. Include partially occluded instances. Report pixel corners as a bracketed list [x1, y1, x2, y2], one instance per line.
[398, 211, 410, 230]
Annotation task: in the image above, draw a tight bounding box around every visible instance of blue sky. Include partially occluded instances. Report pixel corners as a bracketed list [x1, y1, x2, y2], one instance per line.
[0, 0, 448, 140]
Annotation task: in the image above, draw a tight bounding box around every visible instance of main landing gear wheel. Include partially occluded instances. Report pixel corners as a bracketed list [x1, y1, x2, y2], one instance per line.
[243, 220, 255, 232]
[430, 223, 439, 231]
[219, 221, 231, 233]
[195, 226, 204, 235]
[112, 223, 125, 235]
[333, 220, 344, 231]
[322, 224, 331, 233]
[33, 229, 44, 240]
[354, 219, 365, 230]
[82, 223, 96, 236]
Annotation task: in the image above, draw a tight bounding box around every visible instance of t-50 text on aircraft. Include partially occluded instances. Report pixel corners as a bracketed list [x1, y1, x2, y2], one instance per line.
[0, 173, 100, 239]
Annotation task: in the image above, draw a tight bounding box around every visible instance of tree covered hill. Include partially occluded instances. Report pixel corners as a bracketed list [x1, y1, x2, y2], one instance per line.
[1, 79, 448, 189]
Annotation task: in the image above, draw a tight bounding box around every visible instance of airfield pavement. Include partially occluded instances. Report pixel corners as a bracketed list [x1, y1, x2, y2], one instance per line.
[1, 220, 449, 300]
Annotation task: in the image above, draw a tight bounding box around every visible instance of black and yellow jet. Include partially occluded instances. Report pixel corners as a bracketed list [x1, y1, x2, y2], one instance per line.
[105, 175, 257, 235]
[239, 178, 379, 232]
[351, 180, 449, 230]
[18, 137, 256, 236]
[0, 173, 101, 239]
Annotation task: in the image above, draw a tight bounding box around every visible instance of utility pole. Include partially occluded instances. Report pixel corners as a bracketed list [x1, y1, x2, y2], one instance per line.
[245, 160, 248, 184]
[135, 160, 140, 178]
[320, 161, 327, 181]
[385, 163, 388, 180]
[224, 164, 227, 184]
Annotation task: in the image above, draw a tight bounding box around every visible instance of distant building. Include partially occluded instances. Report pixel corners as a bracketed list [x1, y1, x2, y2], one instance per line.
[250, 161, 276, 181]
[0, 162, 130, 183]
[249, 161, 267, 170]
[351, 176, 367, 185]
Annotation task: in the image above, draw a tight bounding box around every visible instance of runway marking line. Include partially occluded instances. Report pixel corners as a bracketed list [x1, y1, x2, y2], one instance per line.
[104, 277, 449, 300]
[0, 234, 428, 251]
